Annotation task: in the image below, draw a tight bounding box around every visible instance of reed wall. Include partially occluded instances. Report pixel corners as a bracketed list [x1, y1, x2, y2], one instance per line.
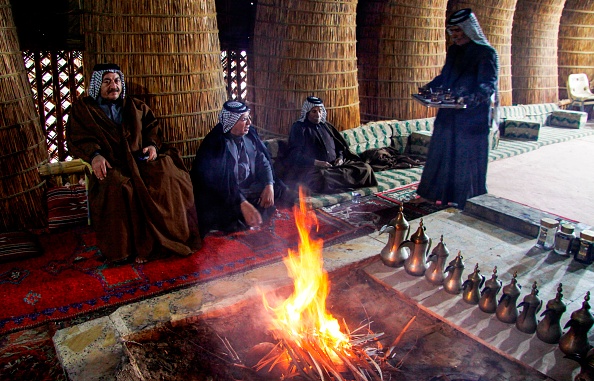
[557, 0, 594, 100]
[357, 0, 447, 122]
[82, 0, 227, 166]
[0, 0, 48, 231]
[512, 0, 566, 104]
[249, 0, 360, 135]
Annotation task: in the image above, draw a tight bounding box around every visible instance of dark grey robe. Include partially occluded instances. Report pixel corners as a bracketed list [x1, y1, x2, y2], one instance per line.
[416, 41, 499, 208]
[286, 119, 377, 194]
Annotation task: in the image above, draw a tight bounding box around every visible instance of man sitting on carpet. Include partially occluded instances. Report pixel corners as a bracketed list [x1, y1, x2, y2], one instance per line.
[284, 96, 377, 194]
[191, 100, 295, 237]
[66, 63, 201, 264]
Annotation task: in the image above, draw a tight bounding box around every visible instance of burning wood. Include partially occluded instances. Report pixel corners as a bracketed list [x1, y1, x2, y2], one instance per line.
[251, 189, 416, 380]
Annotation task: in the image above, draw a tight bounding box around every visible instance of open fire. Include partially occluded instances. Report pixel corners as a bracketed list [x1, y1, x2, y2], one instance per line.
[255, 189, 413, 380]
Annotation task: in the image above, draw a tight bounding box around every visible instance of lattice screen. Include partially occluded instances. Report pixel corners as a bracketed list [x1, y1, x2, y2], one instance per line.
[23, 50, 247, 162]
[23, 51, 85, 163]
[222, 50, 248, 101]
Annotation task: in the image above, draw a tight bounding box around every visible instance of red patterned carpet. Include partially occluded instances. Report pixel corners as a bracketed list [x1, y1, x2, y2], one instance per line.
[0, 207, 366, 335]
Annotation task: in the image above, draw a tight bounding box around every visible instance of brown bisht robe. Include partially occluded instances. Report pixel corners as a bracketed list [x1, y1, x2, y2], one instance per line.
[285, 119, 377, 194]
[66, 96, 201, 263]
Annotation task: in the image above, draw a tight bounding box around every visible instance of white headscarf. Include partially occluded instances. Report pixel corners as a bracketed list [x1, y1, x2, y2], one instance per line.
[447, 8, 491, 48]
[299, 96, 327, 123]
[88, 63, 126, 100]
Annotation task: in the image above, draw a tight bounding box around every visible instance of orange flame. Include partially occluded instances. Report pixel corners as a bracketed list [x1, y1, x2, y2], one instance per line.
[262, 188, 351, 360]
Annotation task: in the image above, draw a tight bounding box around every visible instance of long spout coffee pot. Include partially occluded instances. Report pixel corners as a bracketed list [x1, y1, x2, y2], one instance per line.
[536, 283, 566, 344]
[478, 267, 502, 314]
[462, 263, 485, 305]
[378, 205, 410, 267]
[559, 291, 594, 357]
[496, 271, 522, 324]
[443, 251, 465, 295]
[425, 235, 450, 285]
[401, 219, 432, 276]
[516, 281, 542, 334]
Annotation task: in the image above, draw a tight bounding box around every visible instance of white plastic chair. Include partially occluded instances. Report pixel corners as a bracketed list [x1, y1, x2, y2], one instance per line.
[567, 73, 594, 112]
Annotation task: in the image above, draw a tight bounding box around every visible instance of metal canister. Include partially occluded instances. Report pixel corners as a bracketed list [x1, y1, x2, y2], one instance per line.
[535, 217, 559, 250]
[553, 223, 575, 256]
[574, 230, 594, 265]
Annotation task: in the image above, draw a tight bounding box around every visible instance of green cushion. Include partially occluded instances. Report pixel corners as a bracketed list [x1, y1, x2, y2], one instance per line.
[549, 110, 588, 129]
[503, 119, 541, 141]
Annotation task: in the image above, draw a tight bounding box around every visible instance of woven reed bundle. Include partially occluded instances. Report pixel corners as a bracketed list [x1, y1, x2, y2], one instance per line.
[511, 0, 565, 105]
[447, 0, 518, 107]
[557, 0, 594, 100]
[82, 0, 227, 167]
[0, 0, 49, 231]
[357, 0, 447, 122]
[248, 0, 360, 135]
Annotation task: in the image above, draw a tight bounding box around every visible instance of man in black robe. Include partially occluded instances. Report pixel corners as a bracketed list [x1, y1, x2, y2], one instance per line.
[285, 96, 377, 194]
[414, 8, 499, 209]
[191, 101, 292, 237]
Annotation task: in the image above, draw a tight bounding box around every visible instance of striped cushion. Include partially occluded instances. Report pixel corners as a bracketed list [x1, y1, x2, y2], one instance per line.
[341, 121, 394, 155]
[523, 103, 559, 125]
[391, 118, 435, 153]
[47, 185, 88, 230]
[0, 231, 42, 262]
[409, 130, 433, 156]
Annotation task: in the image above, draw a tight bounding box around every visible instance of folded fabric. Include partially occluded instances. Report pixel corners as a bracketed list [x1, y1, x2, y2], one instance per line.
[0, 231, 42, 262]
[46, 184, 88, 230]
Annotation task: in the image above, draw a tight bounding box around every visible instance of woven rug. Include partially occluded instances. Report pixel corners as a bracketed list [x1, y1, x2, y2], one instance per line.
[0, 207, 367, 335]
[321, 183, 449, 232]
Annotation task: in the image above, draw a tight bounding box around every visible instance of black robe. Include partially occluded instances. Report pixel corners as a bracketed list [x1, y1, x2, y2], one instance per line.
[286, 119, 377, 194]
[191, 124, 288, 237]
[416, 41, 499, 208]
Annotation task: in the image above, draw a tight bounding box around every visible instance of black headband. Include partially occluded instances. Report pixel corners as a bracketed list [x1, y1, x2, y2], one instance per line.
[447, 8, 472, 26]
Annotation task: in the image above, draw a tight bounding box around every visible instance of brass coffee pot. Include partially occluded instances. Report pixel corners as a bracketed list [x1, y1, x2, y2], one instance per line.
[478, 267, 502, 314]
[462, 263, 485, 305]
[425, 235, 450, 285]
[378, 205, 410, 267]
[516, 281, 542, 334]
[536, 283, 566, 344]
[570, 347, 594, 381]
[559, 291, 594, 357]
[443, 251, 465, 295]
[496, 271, 522, 324]
[401, 219, 432, 276]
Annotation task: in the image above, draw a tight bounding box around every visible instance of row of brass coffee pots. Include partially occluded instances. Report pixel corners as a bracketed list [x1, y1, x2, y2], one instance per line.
[378, 212, 594, 369]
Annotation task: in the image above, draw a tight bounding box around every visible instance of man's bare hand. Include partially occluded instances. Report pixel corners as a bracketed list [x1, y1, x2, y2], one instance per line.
[333, 158, 344, 166]
[143, 145, 157, 161]
[91, 155, 112, 181]
[314, 159, 332, 168]
[240, 200, 262, 228]
[259, 184, 274, 208]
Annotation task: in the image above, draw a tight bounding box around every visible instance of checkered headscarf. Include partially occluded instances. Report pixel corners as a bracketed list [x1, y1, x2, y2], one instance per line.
[446, 8, 491, 48]
[447, 8, 500, 128]
[219, 100, 250, 133]
[88, 63, 126, 100]
[299, 96, 327, 123]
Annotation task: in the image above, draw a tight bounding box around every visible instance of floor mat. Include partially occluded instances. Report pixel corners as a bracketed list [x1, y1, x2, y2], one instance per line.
[0, 207, 362, 335]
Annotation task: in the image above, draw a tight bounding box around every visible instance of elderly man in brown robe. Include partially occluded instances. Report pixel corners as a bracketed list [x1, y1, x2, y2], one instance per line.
[66, 63, 201, 264]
